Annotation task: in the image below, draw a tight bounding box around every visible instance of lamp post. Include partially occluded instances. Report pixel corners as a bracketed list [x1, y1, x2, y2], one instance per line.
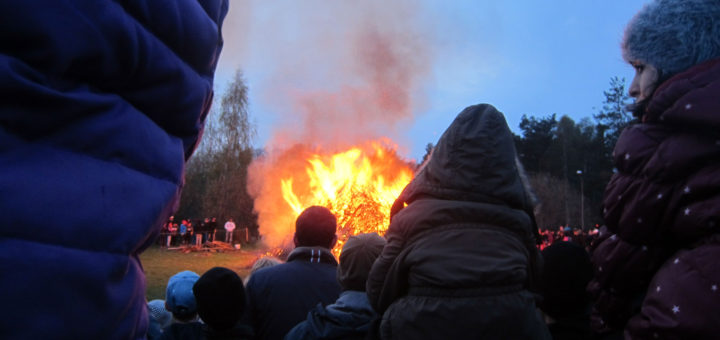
[576, 170, 584, 231]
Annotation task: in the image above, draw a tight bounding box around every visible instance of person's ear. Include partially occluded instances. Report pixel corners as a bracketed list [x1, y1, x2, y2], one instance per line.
[330, 235, 338, 249]
[293, 233, 299, 247]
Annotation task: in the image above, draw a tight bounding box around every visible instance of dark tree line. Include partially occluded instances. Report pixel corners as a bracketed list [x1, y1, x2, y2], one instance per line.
[512, 77, 632, 230]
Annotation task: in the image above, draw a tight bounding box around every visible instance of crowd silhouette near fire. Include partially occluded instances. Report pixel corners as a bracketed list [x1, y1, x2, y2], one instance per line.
[2, 0, 719, 339]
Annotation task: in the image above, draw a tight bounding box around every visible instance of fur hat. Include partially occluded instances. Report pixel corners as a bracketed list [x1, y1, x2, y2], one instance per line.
[337, 233, 386, 291]
[622, 0, 720, 79]
[165, 270, 200, 318]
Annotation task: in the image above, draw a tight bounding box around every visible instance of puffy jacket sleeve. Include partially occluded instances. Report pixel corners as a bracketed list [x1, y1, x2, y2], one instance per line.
[587, 227, 665, 332]
[0, 0, 228, 159]
[0, 1, 228, 339]
[625, 239, 720, 339]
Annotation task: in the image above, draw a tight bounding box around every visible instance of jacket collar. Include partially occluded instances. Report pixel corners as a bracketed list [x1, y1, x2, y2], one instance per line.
[645, 57, 720, 130]
[287, 246, 338, 265]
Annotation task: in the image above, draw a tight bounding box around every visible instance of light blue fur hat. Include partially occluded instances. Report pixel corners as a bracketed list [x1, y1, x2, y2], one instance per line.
[622, 0, 720, 79]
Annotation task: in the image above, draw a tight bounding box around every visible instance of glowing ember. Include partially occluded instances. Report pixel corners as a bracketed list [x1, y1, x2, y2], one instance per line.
[279, 140, 413, 256]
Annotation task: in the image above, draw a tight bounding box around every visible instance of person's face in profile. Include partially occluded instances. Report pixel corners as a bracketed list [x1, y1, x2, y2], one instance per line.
[629, 61, 659, 102]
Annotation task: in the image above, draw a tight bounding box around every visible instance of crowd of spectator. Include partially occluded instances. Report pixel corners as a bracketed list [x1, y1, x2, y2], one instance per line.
[148, 206, 388, 340]
[148, 205, 598, 340]
[159, 217, 252, 247]
[538, 226, 600, 251]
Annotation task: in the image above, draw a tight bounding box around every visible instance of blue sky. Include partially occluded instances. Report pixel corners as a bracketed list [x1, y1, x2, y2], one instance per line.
[214, 0, 648, 161]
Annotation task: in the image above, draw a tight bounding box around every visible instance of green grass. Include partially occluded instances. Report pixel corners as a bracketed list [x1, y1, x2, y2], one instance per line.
[140, 245, 263, 300]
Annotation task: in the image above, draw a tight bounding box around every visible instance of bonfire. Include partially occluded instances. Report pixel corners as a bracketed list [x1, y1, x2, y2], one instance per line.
[273, 140, 414, 257]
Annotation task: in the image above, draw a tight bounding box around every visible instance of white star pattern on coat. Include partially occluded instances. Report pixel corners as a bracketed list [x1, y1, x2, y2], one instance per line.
[712, 285, 717, 292]
[637, 218, 643, 223]
[657, 193, 663, 199]
[598, 266, 603, 272]
[674, 258, 680, 264]
[610, 235, 617, 240]
[656, 285, 661, 292]
[642, 245, 648, 251]
[685, 103, 692, 110]
[685, 208, 691, 215]
[684, 186, 690, 194]
[625, 153, 630, 160]
[672, 305, 680, 314]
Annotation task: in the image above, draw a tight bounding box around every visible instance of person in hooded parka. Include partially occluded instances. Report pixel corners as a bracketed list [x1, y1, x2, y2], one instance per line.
[366, 104, 550, 340]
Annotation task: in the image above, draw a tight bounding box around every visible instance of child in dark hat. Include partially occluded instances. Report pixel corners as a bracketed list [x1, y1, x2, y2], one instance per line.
[193, 267, 253, 339]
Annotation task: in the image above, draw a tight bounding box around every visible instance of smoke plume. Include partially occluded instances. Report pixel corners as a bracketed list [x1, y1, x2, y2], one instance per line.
[222, 0, 434, 249]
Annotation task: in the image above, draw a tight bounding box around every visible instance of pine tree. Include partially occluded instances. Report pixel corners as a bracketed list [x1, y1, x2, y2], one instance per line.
[594, 77, 633, 150]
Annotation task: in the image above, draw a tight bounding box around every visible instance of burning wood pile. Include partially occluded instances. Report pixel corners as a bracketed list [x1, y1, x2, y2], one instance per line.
[172, 241, 239, 253]
[250, 140, 415, 257]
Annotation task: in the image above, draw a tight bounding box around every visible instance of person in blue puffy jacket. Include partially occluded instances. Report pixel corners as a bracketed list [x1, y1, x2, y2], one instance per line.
[0, 1, 229, 338]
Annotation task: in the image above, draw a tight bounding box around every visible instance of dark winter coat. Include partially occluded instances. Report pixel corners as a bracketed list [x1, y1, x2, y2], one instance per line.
[0, 1, 227, 338]
[284, 290, 377, 340]
[160, 322, 206, 340]
[366, 104, 550, 340]
[161, 322, 253, 340]
[245, 247, 342, 340]
[588, 58, 720, 339]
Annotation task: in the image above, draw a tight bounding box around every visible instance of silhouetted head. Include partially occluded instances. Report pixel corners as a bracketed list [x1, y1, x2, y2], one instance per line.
[294, 206, 337, 249]
[193, 267, 245, 330]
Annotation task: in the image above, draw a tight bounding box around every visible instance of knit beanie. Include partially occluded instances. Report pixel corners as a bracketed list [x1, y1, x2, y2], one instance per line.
[622, 0, 720, 80]
[337, 233, 386, 291]
[165, 270, 200, 319]
[147, 299, 172, 329]
[193, 267, 246, 330]
[539, 241, 593, 319]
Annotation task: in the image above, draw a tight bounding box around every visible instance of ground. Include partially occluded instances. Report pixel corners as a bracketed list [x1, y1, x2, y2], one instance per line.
[140, 245, 265, 300]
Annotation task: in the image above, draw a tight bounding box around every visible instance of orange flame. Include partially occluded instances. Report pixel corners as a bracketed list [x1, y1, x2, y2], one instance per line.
[279, 140, 413, 256]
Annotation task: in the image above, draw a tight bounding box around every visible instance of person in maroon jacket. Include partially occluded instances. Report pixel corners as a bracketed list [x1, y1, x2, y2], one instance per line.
[587, 0, 720, 338]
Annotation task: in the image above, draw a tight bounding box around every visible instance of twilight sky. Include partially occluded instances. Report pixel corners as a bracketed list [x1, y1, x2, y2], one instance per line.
[213, 0, 649, 161]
